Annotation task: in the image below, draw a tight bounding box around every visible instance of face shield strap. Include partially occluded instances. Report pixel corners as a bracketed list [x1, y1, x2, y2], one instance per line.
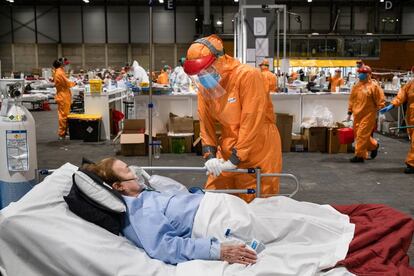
[194, 38, 225, 58]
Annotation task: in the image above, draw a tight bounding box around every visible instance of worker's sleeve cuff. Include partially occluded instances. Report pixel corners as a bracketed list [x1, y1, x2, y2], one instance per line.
[229, 148, 241, 165]
[347, 111, 352, 116]
[209, 238, 221, 260]
[202, 145, 217, 160]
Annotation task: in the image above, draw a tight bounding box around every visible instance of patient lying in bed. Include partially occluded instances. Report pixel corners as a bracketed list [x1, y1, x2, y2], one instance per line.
[83, 157, 257, 265]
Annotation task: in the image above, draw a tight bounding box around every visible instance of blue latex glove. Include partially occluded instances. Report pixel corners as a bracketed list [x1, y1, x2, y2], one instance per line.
[379, 104, 394, 114]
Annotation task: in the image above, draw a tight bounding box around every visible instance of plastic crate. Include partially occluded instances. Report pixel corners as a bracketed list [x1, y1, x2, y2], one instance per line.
[83, 119, 101, 142]
[89, 79, 103, 93]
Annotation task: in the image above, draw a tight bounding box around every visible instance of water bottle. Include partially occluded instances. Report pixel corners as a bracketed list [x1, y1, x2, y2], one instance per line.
[153, 140, 162, 159]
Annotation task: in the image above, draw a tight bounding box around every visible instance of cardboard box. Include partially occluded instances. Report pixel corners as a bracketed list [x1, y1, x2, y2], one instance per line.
[304, 127, 327, 153]
[291, 134, 308, 152]
[120, 119, 146, 156]
[275, 113, 293, 152]
[328, 128, 347, 154]
[168, 113, 194, 133]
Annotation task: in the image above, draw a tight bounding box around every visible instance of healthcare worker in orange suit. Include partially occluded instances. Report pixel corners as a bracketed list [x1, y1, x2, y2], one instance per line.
[259, 59, 277, 93]
[347, 65, 385, 163]
[380, 78, 414, 173]
[183, 35, 282, 203]
[329, 69, 344, 92]
[53, 58, 75, 140]
[156, 65, 171, 85]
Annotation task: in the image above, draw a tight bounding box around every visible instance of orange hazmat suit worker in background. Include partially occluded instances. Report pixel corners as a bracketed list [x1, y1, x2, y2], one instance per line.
[259, 59, 277, 93]
[329, 69, 344, 92]
[157, 65, 170, 85]
[347, 65, 385, 163]
[183, 35, 282, 203]
[53, 58, 75, 139]
[380, 77, 414, 174]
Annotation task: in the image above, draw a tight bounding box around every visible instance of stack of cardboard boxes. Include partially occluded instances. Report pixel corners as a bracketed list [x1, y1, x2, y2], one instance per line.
[300, 125, 352, 154]
[120, 119, 146, 156]
[167, 113, 194, 153]
[275, 113, 293, 152]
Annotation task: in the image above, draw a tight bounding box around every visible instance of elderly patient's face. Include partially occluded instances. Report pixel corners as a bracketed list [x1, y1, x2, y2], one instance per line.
[112, 160, 143, 196]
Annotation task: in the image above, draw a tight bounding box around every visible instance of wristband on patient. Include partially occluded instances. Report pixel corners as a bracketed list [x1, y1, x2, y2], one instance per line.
[247, 239, 265, 254]
[224, 229, 265, 253]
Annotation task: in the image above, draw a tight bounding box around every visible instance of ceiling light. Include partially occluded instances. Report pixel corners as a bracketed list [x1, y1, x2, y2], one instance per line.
[159, 0, 164, 3]
[234, 0, 239, 2]
[366, 32, 373, 35]
[195, 18, 198, 22]
[307, 0, 312, 2]
[83, 0, 89, 3]
[216, 20, 223, 26]
[380, 0, 384, 2]
[311, 32, 319, 36]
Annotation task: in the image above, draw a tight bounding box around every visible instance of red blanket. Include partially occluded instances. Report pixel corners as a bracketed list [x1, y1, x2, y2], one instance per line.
[334, 204, 414, 276]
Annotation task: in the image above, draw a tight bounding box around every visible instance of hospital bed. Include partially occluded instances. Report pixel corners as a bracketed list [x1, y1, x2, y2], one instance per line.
[1, 164, 413, 276]
[21, 93, 49, 110]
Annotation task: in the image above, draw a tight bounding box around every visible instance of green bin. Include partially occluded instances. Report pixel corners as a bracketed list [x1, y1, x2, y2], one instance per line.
[171, 137, 186, 154]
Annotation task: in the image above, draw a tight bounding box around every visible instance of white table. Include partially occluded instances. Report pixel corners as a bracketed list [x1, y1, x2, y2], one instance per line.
[84, 88, 128, 140]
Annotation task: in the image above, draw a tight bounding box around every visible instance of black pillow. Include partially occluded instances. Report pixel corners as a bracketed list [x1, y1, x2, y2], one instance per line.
[64, 168, 126, 235]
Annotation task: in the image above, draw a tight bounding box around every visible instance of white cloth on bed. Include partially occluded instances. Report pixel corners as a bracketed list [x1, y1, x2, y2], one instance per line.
[0, 163, 175, 276]
[22, 93, 49, 102]
[176, 193, 355, 276]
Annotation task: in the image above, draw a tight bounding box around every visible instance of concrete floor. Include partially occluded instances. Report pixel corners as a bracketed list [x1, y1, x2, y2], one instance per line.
[33, 106, 414, 264]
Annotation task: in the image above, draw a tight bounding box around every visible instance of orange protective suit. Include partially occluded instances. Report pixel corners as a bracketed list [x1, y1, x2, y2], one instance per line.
[156, 71, 169, 85]
[261, 69, 277, 93]
[187, 35, 282, 202]
[329, 76, 344, 92]
[54, 67, 75, 138]
[391, 80, 414, 167]
[348, 79, 385, 159]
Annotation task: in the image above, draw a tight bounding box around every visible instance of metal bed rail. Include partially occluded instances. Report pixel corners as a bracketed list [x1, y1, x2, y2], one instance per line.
[37, 166, 301, 198]
[140, 166, 300, 198]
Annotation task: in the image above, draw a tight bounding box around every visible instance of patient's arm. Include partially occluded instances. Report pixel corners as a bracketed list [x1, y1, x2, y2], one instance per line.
[125, 208, 214, 265]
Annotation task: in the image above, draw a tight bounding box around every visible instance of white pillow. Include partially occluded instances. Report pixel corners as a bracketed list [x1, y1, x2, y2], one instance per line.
[148, 175, 189, 195]
[73, 171, 126, 213]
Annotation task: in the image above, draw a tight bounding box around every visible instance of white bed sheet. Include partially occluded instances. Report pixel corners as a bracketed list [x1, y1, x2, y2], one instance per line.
[0, 163, 175, 276]
[0, 163, 356, 276]
[22, 93, 49, 102]
[177, 193, 356, 276]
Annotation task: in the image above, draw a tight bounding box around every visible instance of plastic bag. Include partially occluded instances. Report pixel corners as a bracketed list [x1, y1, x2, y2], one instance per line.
[301, 105, 334, 128]
[135, 100, 159, 118]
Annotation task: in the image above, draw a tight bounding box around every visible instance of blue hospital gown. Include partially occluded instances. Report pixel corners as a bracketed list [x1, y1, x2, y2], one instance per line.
[122, 191, 219, 264]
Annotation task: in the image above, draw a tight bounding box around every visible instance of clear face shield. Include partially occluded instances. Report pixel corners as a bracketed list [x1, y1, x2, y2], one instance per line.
[190, 66, 226, 99]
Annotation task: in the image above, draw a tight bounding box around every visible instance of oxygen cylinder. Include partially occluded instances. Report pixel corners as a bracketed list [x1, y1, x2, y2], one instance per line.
[0, 80, 37, 209]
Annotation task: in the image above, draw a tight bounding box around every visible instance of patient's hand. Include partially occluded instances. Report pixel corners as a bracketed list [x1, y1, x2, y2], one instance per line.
[220, 244, 257, 265]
